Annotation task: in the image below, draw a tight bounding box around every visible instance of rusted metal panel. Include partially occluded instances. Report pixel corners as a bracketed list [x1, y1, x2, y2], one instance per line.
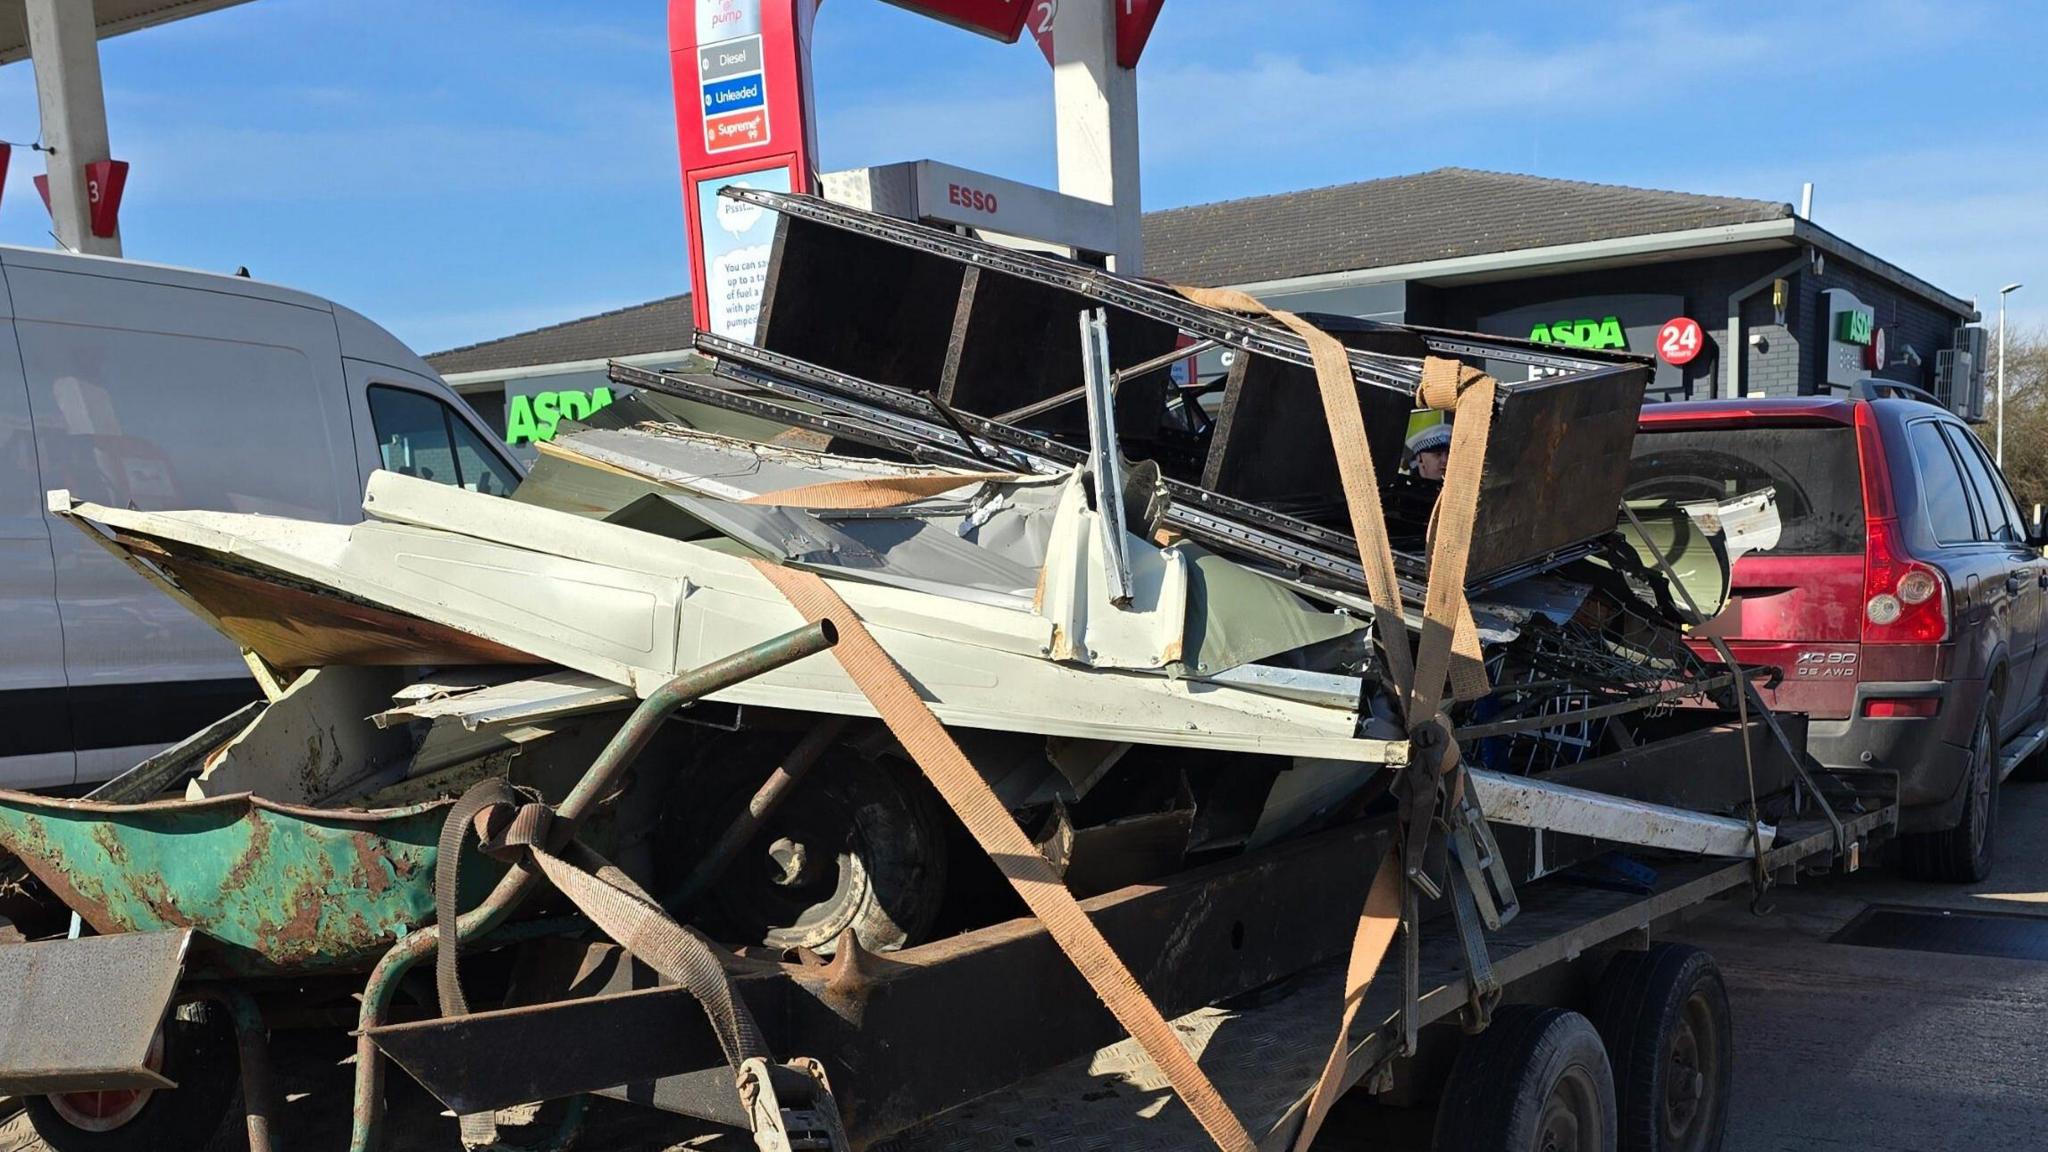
[755, 213, 965, 398]
[1201, 353, 1413, 514]
[1464, 363, 1649, 582]
[0, 791, 497, 976]
[0, 929, 190, 1094]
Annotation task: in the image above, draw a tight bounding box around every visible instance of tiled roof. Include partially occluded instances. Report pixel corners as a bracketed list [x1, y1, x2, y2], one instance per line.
[1141, 167, 1792, 287]
[427, 294, 693, 375]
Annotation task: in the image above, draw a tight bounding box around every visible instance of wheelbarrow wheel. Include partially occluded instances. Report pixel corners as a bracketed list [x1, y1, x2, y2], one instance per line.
[21, 1009, 243, 1152]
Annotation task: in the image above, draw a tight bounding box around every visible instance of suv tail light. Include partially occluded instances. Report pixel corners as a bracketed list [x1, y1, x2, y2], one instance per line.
[1862, 517, 1948, 643]
[1853, 405, 1948, 644]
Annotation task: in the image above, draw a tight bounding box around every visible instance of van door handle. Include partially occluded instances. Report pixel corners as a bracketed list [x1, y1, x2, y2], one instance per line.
[2037, 568, 2048, 590]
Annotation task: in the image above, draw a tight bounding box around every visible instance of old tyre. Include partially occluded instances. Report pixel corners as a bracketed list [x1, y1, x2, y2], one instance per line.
[1589, 944, 1732, 1152]
[22, 1009, 242, 1152]
[1900, 700, 1997, 883]
[671, 747, 948, 955]
[1433, 1006, 1617, 1152]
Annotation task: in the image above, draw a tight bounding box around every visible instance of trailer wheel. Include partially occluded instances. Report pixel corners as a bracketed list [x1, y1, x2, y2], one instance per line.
[1432, 1006, 1616, 1152]
[1589, 944, 1731, 1152]
[20, 1010, 243, 1152]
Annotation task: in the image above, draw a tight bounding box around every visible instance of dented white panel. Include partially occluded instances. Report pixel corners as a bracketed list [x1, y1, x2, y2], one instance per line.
[53, 479, 1405, 765]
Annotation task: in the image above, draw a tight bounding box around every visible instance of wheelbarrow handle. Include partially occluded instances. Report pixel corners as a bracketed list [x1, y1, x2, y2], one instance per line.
[350, 620, 839, 1152]
[557, 619, 840, 833]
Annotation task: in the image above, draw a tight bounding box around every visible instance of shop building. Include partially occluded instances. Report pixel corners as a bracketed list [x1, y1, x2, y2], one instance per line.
[431, 167, 1984, 453]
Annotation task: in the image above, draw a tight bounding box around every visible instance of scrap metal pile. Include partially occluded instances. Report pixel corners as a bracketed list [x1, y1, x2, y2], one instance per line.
[0, 190, 1842, 1152]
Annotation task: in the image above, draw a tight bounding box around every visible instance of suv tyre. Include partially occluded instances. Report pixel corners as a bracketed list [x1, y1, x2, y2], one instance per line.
[1900, 698, 1997, 883]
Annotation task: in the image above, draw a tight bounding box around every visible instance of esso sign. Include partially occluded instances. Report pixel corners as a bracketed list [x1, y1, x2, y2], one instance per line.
[1657, 316, 1703, 366]
[947, 183, 999, 215]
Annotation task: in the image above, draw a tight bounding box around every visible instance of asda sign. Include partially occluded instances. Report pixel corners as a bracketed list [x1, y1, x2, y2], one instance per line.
[1527, 316, 1629, 350]
[506, 387, 617, 446]
[1479, 293, 1689, 393]
[1836, 307, 1875, 346]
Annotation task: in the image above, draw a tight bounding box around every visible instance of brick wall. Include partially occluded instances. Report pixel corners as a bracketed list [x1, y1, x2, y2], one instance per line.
[1797, 254, 1960, 397]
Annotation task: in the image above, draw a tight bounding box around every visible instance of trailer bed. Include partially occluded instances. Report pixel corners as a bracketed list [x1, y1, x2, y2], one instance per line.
[882, 806, 1895, 1151]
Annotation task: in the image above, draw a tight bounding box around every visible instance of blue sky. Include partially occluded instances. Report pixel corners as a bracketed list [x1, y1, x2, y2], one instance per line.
[0, 0, 2041, 354]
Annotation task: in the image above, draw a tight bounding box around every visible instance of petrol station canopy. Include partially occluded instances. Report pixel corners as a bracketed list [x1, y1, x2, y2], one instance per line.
[0, 0, 254, 65]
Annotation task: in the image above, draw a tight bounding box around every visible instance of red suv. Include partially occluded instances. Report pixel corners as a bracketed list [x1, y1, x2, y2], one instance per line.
[1629, 387, 2048, 882]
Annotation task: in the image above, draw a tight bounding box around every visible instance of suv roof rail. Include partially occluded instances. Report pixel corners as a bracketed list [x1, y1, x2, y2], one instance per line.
[1847, 378, 1944, 407]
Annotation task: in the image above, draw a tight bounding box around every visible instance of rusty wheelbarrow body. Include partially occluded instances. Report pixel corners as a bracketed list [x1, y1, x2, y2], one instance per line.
[0, 789, 497, 977]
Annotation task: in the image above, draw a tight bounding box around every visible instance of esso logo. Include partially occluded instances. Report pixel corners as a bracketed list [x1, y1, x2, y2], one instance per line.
[1657, 317, 1703, 366]
[947, 183, 999, 215]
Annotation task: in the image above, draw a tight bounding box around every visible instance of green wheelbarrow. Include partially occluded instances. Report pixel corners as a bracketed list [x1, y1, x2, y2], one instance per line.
[0, 790, 497, 978]
[0, 620, 840, 1152]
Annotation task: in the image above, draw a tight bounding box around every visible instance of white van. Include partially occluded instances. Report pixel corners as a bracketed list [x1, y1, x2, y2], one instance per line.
[0, 245, 522, 789]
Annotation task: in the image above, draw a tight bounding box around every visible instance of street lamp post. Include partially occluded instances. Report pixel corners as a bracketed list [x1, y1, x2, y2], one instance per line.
[2000, 283, 2024, 467]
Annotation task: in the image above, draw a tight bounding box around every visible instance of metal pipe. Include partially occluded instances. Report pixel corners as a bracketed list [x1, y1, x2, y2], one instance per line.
[348, 620, 838, 1152]
[349, 918, 579, 1152]
[670, 716, 852, 908]
[186, 985, 278, 1152]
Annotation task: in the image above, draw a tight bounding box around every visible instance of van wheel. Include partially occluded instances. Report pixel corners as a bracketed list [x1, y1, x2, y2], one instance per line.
[19, 1011, 243, 1152]
[1589, 944, 1731, 1152]
[1900, 700, 1997, 883]
[1433, 1006, 1617, 1152]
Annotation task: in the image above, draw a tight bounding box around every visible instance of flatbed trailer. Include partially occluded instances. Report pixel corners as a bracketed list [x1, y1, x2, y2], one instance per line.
[350, 780, 1893, 1152]
[881, 806, 1897, 1151]
[0, 647, 1899, 1152]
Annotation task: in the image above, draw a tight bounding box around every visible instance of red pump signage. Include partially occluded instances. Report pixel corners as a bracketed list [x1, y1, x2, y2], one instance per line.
[1114, 0, 1164, 68]
[85, 160, 129, 238]
[1026, 0, 1165, 68]
[30, 160, 128, 237]
[670, 1, 821, 340]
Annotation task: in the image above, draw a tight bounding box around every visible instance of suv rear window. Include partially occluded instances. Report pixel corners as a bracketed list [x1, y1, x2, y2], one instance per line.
[1627, 426, 1865, 555]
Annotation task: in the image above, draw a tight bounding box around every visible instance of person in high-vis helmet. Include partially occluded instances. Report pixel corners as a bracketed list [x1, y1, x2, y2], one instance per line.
[1405, 423, 1452, 481]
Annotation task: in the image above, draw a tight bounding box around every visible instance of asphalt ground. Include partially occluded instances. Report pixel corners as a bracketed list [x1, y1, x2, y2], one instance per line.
[1320, 773, 2048, 1151]
[1672, 773, 2048, 1152]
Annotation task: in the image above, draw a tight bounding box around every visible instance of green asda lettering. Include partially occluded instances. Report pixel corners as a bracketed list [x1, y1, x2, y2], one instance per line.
[506, 387, 615, 446]
[1528, 316, 1627, 350]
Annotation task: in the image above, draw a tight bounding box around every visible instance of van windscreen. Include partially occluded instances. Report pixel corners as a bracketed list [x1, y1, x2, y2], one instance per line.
[1626, 426, 1865, 555]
